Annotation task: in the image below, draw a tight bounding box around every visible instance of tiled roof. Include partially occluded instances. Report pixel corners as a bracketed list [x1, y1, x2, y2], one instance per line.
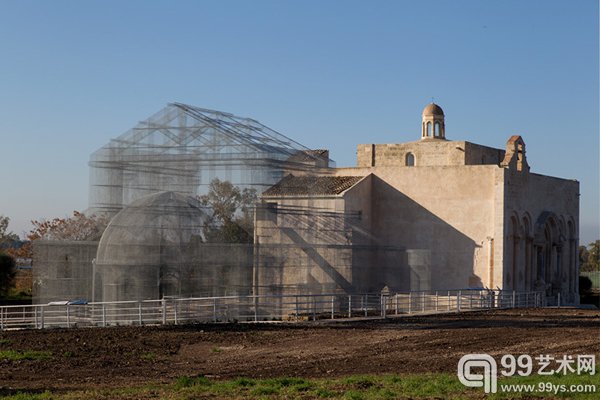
[262, 174, 363, 196]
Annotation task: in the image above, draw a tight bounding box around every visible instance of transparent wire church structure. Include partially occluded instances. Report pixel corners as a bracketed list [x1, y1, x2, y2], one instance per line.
[88, 103, 332, 216]
[35, 103, 396, 313]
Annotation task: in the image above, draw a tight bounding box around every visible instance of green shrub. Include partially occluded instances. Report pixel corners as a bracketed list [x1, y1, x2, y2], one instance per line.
[174, 375, 211, 389]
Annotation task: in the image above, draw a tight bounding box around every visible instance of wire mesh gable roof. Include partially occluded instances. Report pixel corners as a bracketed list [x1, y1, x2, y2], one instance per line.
[90, 103, 324, 161]
[87, 103, 335, 214]
[262, 175, 363, 197]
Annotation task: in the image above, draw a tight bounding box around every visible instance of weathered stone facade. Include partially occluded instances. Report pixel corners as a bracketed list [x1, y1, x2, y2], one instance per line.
[258, 104, 579, 303]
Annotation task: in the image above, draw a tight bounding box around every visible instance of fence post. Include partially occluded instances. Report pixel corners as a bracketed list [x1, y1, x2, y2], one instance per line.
[381, 294, 386, 318]
[312, 297, 316, 321]
[512, 291, 516, 308]
[40, 307, 44, 329]
[161, 299, 166, 325]
[457, 291, 461, 312]
[395, 295, 398, 315]
[102, 304, 107, 327]
[363, 295, 367, 317]
[174, 301, 178, 325]
[348, 295, 352, 318]
[435, 291, 439, 312]
[557, 292, 561, 308]
[138, 302, 143, 325]
[296, 295, 300, 321]
[213, 298, 217, 323]
[66, 305, 70, 328]
[447, 291, 451, 311]
[422, 291, 425, 312]
[0, 308, 3, 330]
[331, 296, 335, 320]
[408, 292, 412, 314]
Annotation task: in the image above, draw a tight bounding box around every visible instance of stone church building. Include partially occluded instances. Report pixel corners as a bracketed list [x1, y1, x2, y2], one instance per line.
[256, 103, 580, 304]
[33, 102, 579, 306]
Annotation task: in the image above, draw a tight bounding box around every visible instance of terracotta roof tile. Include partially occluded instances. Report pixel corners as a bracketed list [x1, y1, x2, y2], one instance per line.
[262, 174, 362, 196]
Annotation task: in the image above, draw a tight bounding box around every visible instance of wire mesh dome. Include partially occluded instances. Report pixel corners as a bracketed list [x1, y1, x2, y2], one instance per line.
[94, 191, 253, 302]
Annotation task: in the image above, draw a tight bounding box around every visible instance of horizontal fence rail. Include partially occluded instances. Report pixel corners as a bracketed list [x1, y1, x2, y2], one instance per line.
[0, 290, 546, 330]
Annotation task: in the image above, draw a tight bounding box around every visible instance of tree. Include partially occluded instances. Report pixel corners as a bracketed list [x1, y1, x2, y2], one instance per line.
[0, 252, 16, 297]
[28, 211, 108, 241]
[0, 215, 19, 245]
[198, 179, 257, 243]
[580, 240, 600, 272]
[579, 245, 589, 269]
[6, 211, 108, 259]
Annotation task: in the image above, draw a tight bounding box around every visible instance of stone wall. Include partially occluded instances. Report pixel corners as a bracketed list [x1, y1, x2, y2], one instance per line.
[502, 169, 579, 302]
[336, 165, 500, 290]
[357, 140, 505, 168]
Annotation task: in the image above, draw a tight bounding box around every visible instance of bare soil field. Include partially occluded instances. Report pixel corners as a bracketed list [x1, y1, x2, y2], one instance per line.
[0, 308, 598, 393]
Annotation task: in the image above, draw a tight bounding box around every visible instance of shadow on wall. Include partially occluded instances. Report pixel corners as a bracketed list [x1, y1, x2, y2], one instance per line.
[371, 176, 481, 291]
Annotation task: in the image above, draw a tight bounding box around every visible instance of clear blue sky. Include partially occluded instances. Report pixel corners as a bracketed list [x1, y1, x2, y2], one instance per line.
[0, 0, 598, 243]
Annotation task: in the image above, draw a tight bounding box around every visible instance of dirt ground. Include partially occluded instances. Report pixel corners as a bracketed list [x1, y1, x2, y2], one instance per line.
[0, 308, 599, 392]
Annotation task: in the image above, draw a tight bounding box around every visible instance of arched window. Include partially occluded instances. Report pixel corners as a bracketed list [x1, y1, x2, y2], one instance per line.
[434, 122, 440, 137]
[405, 153, 415, 166]
[426, 122, 432, 137]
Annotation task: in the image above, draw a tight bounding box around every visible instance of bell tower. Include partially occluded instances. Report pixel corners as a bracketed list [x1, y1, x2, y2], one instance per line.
[421, 103, 445, 140]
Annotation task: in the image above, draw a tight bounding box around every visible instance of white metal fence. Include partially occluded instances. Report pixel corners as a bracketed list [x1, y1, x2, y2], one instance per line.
[0, 289, 545, 330]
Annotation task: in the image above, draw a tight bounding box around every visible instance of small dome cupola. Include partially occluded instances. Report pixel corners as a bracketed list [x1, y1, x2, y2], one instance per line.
[421, 103, 446, 140]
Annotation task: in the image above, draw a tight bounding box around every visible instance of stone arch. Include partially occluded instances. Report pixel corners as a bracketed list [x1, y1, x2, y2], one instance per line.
[507, 212, 521, 291]
[533, 211, 560, 297]
[405, 152, 415, 166]
[426, 122, 432, 137]
[522, 212, 533, 290]
[522, 212, 533, 237]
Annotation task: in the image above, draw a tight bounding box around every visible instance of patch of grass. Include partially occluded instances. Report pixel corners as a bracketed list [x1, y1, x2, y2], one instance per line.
[315, 388, 335, 398]
[0, 350, 52, 361]
[291, 380, 313, 392]
[8, 372, 600, 399]
[251, 385, 280, 396]
[231, 377, 256, 387]
[0, 338, 11, 345]
[385, 373, 466, 397]
[343, 375, 377, 389]
[344, 390, 364, 400]
[276, 377, 308, 387]
[174, 375, 212, 389]
[211, 346, 223, 353]
[0, 392, 52, 400]
[62, 351, 74, 358]
[139, 352, 156, 361]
